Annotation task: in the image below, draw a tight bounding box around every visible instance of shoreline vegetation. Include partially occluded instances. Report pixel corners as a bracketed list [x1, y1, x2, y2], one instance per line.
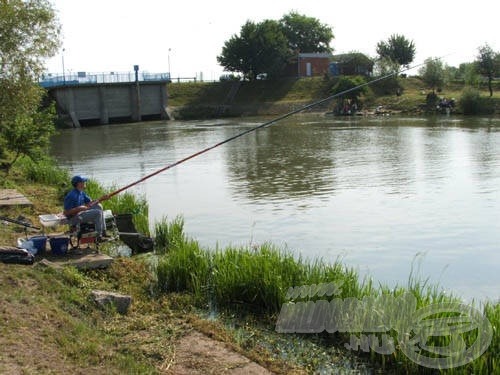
[164, 76, 500, 121]
[1, 154, 498, 373]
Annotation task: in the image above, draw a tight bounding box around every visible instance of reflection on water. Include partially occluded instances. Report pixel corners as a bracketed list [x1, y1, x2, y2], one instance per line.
[225, 124, 335, 202]
[50, 115, 500, 302]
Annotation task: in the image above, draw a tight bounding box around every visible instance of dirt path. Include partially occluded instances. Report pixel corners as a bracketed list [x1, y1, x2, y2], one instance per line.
[166, 331, 272, 374]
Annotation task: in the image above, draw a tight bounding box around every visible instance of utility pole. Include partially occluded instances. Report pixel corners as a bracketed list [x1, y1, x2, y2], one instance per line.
[168, 48, 171, 80]
[134, 65, 141, 122]
[62, 48, 66, 84]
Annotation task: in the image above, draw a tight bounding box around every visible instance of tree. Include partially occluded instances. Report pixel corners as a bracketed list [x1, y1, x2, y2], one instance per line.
[371, 57, 401, 95]
[458, 62, 481, 86]
[0, 0, 60, 173]
[279, 12, 333, 53]
[217, 20, 290, 80]
[476, 43, 500, 97]
[419, 58, 445, 93]
[443, 65, 460, 81]
[217, 13, 334, 79]
[331, 52, 373, 76]
[376, 34, 416, 69]
[332, 76, 367, 101]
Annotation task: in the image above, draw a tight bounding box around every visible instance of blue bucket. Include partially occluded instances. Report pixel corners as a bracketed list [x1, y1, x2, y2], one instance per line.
[29, 236, 47, 254]
[49, 237, 69, 255]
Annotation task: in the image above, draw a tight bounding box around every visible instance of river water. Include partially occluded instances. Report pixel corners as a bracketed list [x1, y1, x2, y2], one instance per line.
[50, 115, 500, 302]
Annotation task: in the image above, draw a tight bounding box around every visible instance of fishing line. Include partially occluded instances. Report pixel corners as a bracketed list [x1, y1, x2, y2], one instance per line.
[97, 56, 447, 203]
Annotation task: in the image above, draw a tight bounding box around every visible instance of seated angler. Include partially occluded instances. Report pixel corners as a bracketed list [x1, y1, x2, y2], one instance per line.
[63, 175, 107, 238]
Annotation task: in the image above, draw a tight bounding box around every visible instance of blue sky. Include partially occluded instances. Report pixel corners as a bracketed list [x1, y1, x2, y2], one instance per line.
[45, 0, 500, 80]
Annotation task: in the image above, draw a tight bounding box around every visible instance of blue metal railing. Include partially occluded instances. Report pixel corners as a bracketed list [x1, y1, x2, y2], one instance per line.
[39, 71, 171, 88]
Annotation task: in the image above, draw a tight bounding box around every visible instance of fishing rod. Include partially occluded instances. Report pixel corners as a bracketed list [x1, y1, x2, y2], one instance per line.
[95, 57, 444, 204]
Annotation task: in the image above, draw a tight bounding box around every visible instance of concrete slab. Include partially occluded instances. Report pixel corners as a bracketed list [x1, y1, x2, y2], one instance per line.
[38, 250, 113, 270]
[0, 189, 32, 206]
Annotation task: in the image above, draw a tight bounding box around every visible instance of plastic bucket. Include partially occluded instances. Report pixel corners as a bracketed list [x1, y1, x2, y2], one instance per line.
[29, 236, 47, 254]
[49, 237, 69, 255]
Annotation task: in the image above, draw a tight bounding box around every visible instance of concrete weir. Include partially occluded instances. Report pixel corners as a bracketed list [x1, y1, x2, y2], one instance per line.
[48, 81, 169, 127]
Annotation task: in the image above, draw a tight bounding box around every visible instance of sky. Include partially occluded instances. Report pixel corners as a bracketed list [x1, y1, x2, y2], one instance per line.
[45, 0, 500, 81]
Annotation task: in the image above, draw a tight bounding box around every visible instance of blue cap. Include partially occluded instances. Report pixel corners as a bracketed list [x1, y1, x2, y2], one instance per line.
[71, 175, 88, 186]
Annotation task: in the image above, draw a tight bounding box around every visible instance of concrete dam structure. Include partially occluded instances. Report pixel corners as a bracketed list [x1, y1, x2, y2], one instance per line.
[42, 70, 170, 127]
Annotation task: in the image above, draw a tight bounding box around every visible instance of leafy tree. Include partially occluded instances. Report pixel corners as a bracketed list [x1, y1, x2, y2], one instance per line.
[331, 52, 373, 76]
[371, 57, 401, 95]
[476, 43, 500, 97]
[458, 62, 481, 86]
[443, 65, 460, 81]
[376, 34, 416, 69]
[331, 76, 367, 101]
[218, 13, 334, 79]
[419, 58, 445, 93]
[280, 11, 333, 53]
[217, 20, 290, 80]
[0, 0, 60, 174]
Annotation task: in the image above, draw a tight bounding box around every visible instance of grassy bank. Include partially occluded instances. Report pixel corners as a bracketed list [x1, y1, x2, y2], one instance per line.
[1, 159, 499, 373]
[155, 218, 499, 374]
[167, 76, 500, 119]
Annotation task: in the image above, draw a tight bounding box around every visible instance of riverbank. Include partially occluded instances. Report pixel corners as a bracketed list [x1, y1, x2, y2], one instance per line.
[1, 159, 498, 374]
[166, 77, 500, 120]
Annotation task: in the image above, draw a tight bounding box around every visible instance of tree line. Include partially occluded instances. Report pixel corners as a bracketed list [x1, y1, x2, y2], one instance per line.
[217, 12, 499, 92]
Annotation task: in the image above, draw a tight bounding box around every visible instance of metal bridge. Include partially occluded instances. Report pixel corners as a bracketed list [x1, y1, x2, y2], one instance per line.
[40, 70, 171, 88]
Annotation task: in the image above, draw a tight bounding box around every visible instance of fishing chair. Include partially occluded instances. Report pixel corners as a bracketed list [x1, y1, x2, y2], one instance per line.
[68, 221, 98, 249]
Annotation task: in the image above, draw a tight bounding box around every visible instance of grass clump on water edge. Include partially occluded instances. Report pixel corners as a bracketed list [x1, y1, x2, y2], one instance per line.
[153, 215, 186, 253]
[154, 219, 374, 313]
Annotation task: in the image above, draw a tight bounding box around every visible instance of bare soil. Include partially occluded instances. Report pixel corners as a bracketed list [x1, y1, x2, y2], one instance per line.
[167, 331, 272, 374]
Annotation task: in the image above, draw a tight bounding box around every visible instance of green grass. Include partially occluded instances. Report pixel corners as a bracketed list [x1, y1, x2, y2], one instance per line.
[0, 261, 159, 374]
[167, 76, 500, 117]
[153, 215, 186, 253]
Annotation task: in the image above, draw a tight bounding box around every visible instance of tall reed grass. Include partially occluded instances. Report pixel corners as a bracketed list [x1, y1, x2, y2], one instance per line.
[153, 216, 186, 253]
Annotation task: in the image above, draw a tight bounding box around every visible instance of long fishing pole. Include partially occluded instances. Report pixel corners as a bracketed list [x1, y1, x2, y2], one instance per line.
[95, 57, 443, 204]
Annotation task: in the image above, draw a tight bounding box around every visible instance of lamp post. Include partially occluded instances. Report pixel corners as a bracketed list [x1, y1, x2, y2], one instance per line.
[168, 48, 171, 79]
[62, 48, 66, 84]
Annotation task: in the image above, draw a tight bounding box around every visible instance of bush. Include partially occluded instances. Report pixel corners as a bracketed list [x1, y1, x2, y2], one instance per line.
[330, 75, 367, 101]
[370, 75, 403, 96]
[459, 88, 482, 114]
[424, 91, 439, 112]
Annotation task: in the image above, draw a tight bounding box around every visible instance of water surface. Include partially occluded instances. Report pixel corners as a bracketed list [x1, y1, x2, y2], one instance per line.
[50, 115, 500, 302]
